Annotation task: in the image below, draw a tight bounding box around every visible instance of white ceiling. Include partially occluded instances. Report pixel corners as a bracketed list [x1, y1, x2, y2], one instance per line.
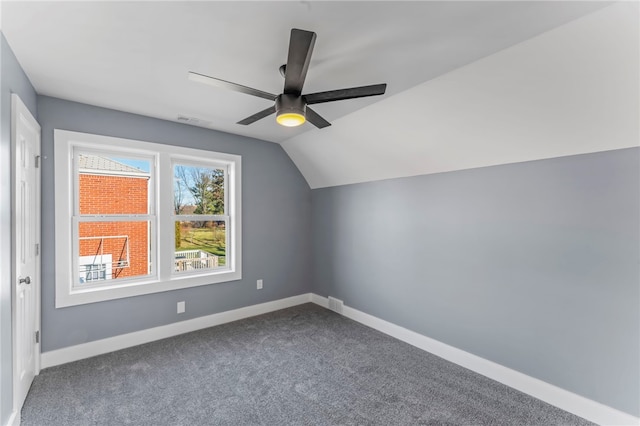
[2, 1, 611, 145]
[283, 1, 639, 188]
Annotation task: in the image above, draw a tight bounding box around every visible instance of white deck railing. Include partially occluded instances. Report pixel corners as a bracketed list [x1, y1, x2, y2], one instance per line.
[174, 249, 219, 271]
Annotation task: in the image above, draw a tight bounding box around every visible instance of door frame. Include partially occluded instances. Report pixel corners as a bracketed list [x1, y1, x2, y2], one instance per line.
[11, 93, 41, 419]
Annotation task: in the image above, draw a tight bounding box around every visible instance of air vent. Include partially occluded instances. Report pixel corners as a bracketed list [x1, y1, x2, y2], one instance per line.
[176, 115, 211, 126]
[328, 296, 344, 314]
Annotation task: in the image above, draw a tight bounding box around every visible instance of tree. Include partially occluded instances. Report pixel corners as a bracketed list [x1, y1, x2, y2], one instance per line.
[174, 165, 224, 220]
[203, 168, 224, 215]
[174, 174, 186, 215]
[187, 168, 223, 216]
[175, 221, 181, 249]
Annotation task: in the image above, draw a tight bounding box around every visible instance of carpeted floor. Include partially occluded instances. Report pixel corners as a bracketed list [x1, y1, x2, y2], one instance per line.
[22, 303, 593, 425]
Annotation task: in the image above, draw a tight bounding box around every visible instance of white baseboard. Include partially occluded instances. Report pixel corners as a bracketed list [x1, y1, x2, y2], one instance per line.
[6, 409, 20, 426]
[310, 292, 329, 308]
[41, 293, 312, 369]
[310, 294, 639, 426]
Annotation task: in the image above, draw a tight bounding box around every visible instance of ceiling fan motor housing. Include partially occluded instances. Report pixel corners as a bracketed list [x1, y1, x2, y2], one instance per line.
[276, 93, 306, 118]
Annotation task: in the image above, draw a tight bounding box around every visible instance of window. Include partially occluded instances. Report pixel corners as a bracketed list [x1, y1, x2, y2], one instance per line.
[55, 130, 241, 307]
[173, 163, 228, 273]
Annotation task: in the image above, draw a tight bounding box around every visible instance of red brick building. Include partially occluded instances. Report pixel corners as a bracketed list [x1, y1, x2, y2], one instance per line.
[78, 154, 150, 283]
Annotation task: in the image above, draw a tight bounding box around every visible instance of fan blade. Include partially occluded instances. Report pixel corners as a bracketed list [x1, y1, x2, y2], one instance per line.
[304, 83, 387, 105]
[283, 29, 317, 95]
[237, 105, 276, 125]
[188, 71, 276, 101]
[305, 107, 331, 129]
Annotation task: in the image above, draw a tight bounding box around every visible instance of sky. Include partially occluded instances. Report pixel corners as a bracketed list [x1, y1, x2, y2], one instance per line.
[111, 157, 151, 172]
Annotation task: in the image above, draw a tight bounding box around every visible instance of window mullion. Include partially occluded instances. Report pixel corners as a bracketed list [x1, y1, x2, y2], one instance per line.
[76, 215, 154, 222]
[175, 215, 228, 221]
[158, 153, 173, 281]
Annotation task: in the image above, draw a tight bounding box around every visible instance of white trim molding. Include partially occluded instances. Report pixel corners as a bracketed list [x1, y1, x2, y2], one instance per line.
[41, 294, 312, 369]
[309, 294, 639, 426]
[6, 409, 20, 426]
[310, 292, 329, 308]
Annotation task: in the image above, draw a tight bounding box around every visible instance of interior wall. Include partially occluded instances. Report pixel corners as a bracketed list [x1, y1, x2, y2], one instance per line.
[37, 95, 312, 352]
[0, 32, 38, 425]
[312, 148, 640, 417]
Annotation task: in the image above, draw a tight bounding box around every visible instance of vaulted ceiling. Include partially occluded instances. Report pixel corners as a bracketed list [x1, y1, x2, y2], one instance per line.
[2, 1, 638, 188]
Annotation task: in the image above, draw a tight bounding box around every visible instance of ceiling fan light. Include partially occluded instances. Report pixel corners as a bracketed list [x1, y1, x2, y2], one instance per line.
[276, 112, 306, 127]
[275, 94, 306, 128]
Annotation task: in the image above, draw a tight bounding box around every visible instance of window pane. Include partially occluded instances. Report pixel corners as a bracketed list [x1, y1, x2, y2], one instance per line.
[174, 220, 226, 272]
[78, 221, 151, 285]
[173, 164, 224, 215]
[78, 153, 151, 215]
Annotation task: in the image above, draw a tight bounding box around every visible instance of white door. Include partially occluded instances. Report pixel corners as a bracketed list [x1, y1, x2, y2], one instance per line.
[12, 94, 41, 412]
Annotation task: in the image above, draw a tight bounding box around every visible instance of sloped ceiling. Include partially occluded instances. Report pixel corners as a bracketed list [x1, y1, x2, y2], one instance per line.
[283, 2, 639, 188]
[2, 1, 609, 143]
[2, 2, 637, 189]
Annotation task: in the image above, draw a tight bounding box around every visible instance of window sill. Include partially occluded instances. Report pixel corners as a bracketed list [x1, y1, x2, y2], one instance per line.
[56, 270, 242, 308]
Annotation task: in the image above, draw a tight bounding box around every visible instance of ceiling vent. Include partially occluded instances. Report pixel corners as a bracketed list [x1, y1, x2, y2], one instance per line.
[176, 115, 211, 127]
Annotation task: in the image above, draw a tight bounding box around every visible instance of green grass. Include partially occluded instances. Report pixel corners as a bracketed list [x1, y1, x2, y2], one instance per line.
[176, 227, 226, 265]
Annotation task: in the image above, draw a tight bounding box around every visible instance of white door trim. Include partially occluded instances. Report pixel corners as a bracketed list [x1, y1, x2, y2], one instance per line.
[11, 93, 41, 420]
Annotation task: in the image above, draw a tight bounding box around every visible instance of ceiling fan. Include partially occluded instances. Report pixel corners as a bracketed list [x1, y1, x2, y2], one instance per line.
[188, 28, 387, 129]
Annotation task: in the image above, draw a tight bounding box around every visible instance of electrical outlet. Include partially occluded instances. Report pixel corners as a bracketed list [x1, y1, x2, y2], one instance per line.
[177, 301, 185, 314]
[257, 279, 263, 290]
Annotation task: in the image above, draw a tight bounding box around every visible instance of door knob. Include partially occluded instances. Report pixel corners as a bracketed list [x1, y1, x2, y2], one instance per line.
[18, 276, 31, 285]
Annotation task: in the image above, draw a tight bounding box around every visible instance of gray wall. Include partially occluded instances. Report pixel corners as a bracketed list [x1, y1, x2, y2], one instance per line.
[312, 148, 640, 417]
[0, 33, 38, 425]
[37, 96, 312, 352]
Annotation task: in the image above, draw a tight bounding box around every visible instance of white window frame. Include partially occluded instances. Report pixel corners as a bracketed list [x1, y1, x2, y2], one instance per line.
[54, 129, 242, 307]
[72, 147, 157, 290]
[172, 158, 230, 276]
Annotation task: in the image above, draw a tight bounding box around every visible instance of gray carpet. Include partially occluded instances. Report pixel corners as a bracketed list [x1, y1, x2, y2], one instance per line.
[22, 303, 593, 425]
